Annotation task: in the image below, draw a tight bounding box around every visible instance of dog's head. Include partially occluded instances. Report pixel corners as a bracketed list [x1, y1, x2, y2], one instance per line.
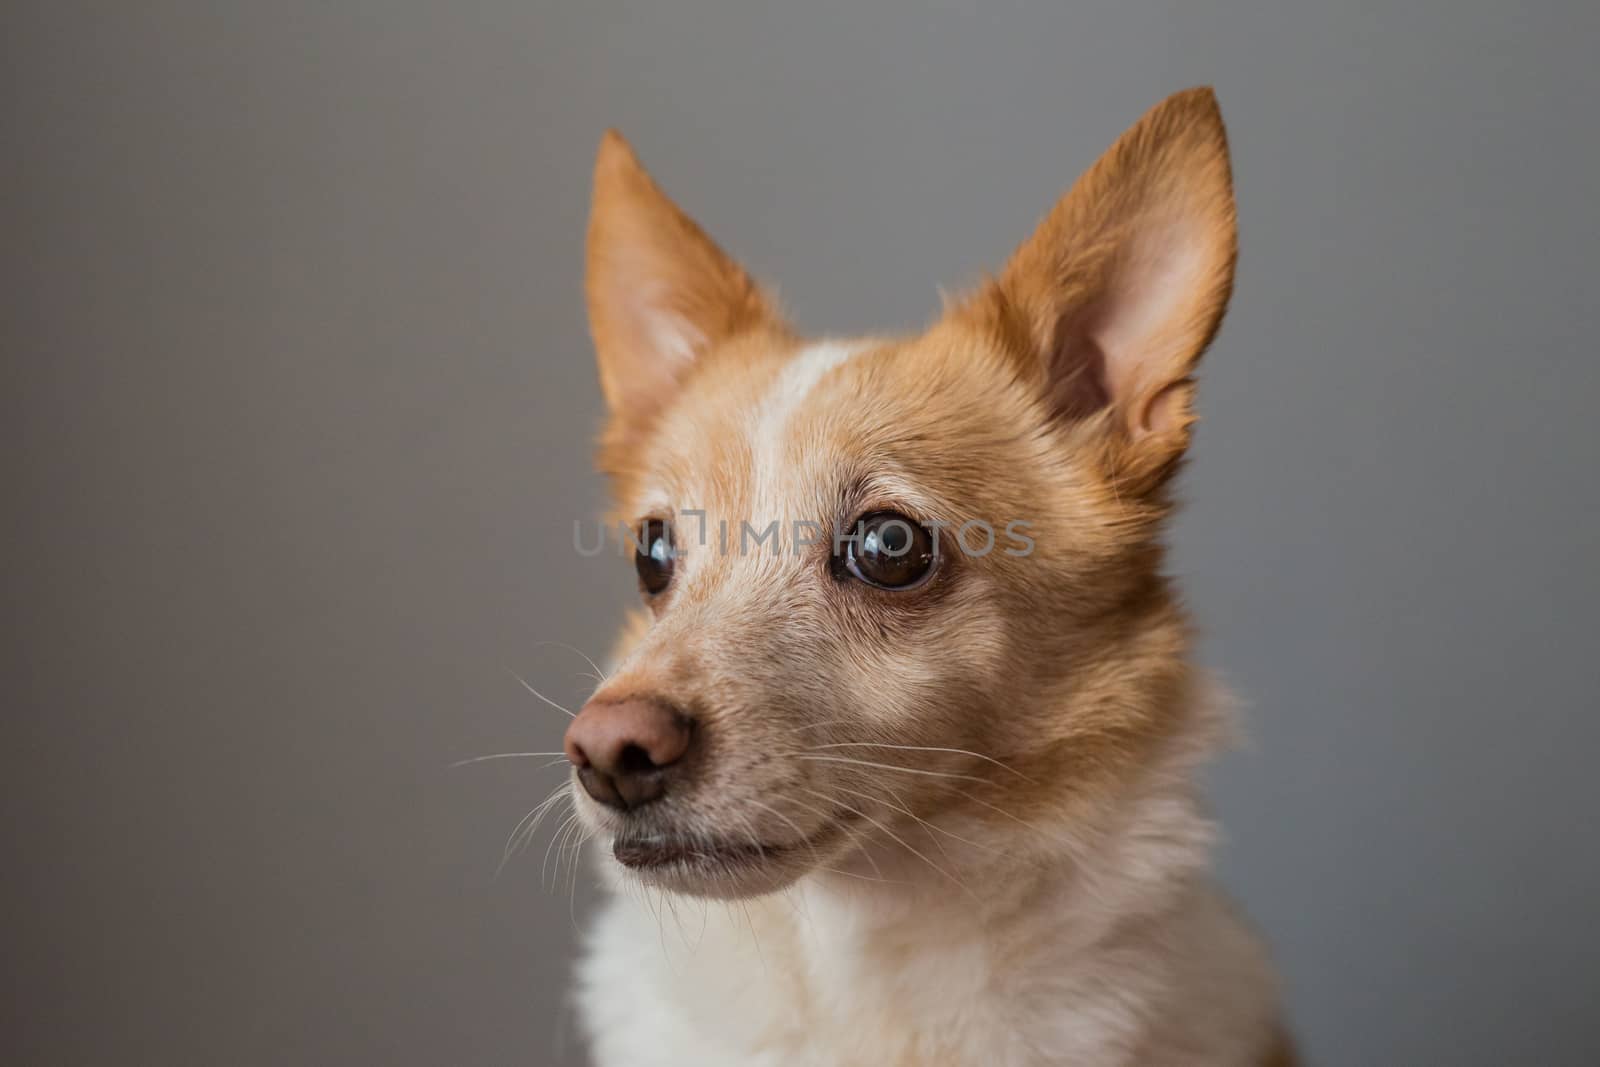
[565, 89, 1236, 898]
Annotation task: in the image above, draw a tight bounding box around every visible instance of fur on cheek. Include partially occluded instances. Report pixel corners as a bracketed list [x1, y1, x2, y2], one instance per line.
[831, 573, 1011, 734]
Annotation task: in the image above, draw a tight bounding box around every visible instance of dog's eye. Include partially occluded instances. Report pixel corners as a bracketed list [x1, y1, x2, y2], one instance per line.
[635, 519, 675, 596]
[840, 511, 937, 590]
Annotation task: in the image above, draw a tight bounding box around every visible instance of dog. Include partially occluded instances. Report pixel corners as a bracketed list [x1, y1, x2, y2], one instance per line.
[562, 87, 1292, 1065]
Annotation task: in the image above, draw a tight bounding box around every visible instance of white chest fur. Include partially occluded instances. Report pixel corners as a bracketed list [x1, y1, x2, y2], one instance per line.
[573, 779, 1281, 1066]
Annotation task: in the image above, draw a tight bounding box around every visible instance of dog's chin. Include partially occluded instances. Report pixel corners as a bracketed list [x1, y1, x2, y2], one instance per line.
[604, 826, 838, 899]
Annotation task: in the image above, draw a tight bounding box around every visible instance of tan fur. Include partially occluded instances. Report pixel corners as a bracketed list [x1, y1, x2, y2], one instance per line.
[569, 88, 1292, 1065]
[587, 129, 792, 468]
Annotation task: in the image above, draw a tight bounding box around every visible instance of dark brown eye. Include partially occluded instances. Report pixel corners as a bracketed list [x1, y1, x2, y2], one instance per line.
[635, 519, 675, 596]
[839, 511, 937, 590]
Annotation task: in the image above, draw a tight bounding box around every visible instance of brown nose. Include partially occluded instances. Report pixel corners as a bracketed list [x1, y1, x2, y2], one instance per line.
[563, 698, 693, 810]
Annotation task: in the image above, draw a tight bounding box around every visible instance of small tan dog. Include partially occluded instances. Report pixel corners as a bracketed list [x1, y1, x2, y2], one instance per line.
[564, 88, 1292, 1065]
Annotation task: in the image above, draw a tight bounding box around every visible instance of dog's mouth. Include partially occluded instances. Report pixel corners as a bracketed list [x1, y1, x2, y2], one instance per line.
[606, 815, 848, 896]
[612, 835, 789, 871]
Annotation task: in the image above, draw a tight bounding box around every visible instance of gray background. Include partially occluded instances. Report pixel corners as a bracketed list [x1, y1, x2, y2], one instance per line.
[7, 2, 1598, 1064]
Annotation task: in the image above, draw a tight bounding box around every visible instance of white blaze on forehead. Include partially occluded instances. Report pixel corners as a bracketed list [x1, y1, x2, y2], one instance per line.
[761, 341, 863, 431]
[749, 340, 865, 526]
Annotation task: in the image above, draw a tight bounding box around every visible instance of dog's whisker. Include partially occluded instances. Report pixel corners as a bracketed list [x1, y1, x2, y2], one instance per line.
[568, 827, 595, 934]
[806, 741, 1037, 784]
[845, 782, 1008, 858]
[844, 780, 979, 863]
[814, 864, 902, 885]
[727, 807, 772, 865]
[559, 818, 589, 894]
[693, 895, 710, 952]
[496, 810, 545, 875]
[779, 792, 889, 883]
[829, 783, 958, 862]
[529, 640, 611, 684]
[546, 818, 575, 894]
[663, 878, 691, 948]
[555, 817, 578, 884]
[737, 898, 768, 975]
[952, 787, 1045, 835]
[506, 668, 578, 718]
[542, 812, 581, 889]
[561, 816, 593, 916]
[728, 801, 824, 928]
[450, 751, 569, 769]
[800, 787, 979, 903]
[793, 754, 988, 784]
[742, 797, 813, 851]
[495, 784, 572, 878]
[504, 783, 567, 846]
[782, 719, 859, 734]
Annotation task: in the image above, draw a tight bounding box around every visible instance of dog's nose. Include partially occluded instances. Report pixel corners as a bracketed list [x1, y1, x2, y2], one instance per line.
[564, 698, 693, 810]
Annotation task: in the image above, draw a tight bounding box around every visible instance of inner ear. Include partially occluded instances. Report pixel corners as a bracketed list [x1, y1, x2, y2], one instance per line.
[1053, 220, 1219, 435]
[1044, 312, 1112, 423]
[955, 87, 1237, 479]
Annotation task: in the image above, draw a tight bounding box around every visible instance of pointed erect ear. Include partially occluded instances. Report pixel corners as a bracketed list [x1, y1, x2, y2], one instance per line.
[585, 131, 785, 426]
[961, 88, 1236, 489]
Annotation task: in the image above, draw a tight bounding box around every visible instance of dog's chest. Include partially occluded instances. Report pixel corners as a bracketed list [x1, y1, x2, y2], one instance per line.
[573, 869, 1283, 1067]
[575, 888, 1040, 1067]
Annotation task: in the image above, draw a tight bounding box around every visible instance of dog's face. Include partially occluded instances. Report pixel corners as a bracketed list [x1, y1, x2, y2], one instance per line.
[564, 89, 1236, 898]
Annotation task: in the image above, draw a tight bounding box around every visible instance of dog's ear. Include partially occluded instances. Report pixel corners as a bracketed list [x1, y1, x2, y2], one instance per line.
[960, 88, 1236, 490]
[586, 131, 784, 427]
